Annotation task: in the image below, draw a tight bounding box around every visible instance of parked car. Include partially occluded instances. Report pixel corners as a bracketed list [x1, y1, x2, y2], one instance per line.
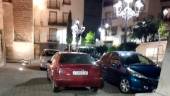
[47, 52, 103, 92]
[97, 51, 161, 93]
[40, 49, 58, 70]
[78, 46, 100, 61]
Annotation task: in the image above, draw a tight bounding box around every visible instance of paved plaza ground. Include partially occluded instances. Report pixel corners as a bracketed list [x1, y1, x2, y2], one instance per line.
[0, 62, 134, 96]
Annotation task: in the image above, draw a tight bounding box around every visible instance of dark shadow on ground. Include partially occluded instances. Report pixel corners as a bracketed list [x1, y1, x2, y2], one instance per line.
[25, 64, 42, 71]
[56, 87, 98, 95]
[16, 78, 50, 87]
[102, 82, 121, 93]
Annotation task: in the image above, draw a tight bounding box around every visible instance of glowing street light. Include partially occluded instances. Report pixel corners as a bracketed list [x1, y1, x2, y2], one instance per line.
[113, 0, 144, 43]
[71, 20, 85, 49]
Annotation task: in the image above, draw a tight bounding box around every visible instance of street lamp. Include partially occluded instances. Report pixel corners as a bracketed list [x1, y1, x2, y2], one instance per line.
[71, 20, 85, 50]
[113, 0, 144, 43]
[98, 23, 111, 41]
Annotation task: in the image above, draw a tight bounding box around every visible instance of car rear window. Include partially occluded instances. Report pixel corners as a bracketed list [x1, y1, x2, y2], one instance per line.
[59, 54, 95, 64]
[42, 50, 58, 56]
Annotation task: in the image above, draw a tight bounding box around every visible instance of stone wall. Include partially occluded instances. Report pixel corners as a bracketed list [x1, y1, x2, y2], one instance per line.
[3, 2, 14, 61]
[0, 0, 5, 66]
[5, 0, 34, 61]
[12, 0, 33, 42]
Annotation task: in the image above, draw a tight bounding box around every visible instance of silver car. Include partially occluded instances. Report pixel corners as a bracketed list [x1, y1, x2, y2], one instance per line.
[40, 49, 58, 70]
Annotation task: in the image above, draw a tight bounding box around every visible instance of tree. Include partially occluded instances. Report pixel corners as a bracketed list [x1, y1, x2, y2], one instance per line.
[85, 31, 95, 45]
[132, 16, 159, 42]
[158, 21, 169, 40]
[66, 11, 73, 51]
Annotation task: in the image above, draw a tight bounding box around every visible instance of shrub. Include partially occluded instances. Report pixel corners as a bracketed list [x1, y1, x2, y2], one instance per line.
[118, 42, 139, 51]
[107, 46, 118, 52]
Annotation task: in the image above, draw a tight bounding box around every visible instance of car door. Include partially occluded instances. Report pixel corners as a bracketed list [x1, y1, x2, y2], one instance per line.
[107, 52, 123, 84]
[98, 53, 110, 80]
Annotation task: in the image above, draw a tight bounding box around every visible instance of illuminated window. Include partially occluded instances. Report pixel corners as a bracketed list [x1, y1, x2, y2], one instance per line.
[63, 0, 71, 5]
[49, 28, 57, 42]
[63, 12, 69, 23]
[48, 0, 60, 9]
[49, 11, 57, 25]
[105, 11, 112, 18]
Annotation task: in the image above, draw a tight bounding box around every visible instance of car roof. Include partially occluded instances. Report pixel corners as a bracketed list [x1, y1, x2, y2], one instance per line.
[43, 49, 59, 51]
[110, 51, 138, 56]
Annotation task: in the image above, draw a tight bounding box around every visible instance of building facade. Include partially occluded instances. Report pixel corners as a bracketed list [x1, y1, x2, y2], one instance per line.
[2, 0, 84, 61]
[33, 0, 84, 58]
[3, 0, 34, 61]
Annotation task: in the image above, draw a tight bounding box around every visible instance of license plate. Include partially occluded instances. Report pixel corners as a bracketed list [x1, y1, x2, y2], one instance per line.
[73, 70, 88, 75]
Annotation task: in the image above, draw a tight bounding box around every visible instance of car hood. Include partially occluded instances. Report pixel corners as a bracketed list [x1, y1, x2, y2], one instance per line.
[129, 64, 161, 79]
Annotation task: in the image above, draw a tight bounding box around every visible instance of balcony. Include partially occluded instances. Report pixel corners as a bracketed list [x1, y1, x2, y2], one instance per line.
[48, 22, 67, 26]
[102, 17, 117, 24]
[3, 0, 12, 3]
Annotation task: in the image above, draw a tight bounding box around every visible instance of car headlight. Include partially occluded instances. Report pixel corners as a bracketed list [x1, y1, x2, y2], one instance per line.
[127, 67, 148, 79]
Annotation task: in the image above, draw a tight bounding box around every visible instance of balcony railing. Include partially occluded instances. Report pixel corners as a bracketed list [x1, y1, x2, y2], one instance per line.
[48, 22, 67, 26]
[102, 16, 117, 24]
[3, 0, 12, 2]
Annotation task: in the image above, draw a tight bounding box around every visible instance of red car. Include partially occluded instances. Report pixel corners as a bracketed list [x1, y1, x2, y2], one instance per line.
[47, 52, 103, 92]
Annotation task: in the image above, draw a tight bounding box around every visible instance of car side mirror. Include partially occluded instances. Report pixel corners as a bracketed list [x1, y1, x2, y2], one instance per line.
[47, 60, 52, 64]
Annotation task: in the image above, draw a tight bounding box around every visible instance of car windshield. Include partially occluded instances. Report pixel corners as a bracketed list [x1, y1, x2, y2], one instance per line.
[121, 53, 154, 65]
[59, 53, 95, 64]
[42, 50, 58, 56]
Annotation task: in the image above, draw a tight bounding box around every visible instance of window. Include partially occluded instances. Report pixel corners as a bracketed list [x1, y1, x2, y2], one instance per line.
[49, 11, 57, 25]
[48, 0, 60, 9]
[49, 28, 57, 42]
[105, 11, 112, 18]
[42, 50, 58, 56]
[63, 0, 71, 5]
[100, 53, 109, 64]
[63, 12, 69, 23]
[111, 26, 117, 35]
[121, 53, 154, 65]
[110, 53, 121, 65]
[138, 55, 152, 65]
[59, 54, 95, 64]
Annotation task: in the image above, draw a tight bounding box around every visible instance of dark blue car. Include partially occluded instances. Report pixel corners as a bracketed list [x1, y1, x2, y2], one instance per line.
[97, 51, 161, 93]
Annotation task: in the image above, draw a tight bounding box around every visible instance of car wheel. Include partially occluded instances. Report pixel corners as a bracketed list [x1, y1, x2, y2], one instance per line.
[119, 78, 130, 93]
[52, 81, 60, 92]
[90, 87, 98, 92]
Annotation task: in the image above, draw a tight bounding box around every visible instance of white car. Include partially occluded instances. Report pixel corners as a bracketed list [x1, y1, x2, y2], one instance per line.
[40, 49, 58, 70]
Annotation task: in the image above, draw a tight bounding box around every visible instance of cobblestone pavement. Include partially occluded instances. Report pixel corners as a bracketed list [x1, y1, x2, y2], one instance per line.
[0, 62, 134, 96]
